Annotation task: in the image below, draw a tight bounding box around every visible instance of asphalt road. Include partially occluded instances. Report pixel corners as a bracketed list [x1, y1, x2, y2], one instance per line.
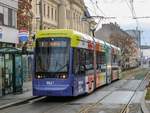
[0, 68, 149, 113]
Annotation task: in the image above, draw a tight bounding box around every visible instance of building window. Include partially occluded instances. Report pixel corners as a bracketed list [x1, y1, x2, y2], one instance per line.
[8, 8, 13, 27]
[51, 7, 53, 20]
[4, 7, 8, 25]
[0, 13, 4, 25]
[13, 10, 17, 28]
[47, 6, 50, 18]
[55, 9, 57, 21]
[44, 4, 46, 17]
[66, 10, 70, 20]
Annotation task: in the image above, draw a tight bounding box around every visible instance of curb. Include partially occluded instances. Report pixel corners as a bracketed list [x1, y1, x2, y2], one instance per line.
[141, 99, 150, 113]
[0, 96, 38, 110]
[141, 90, 150, 113]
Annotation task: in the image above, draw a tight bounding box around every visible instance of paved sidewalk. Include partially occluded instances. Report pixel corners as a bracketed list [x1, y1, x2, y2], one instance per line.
[0, 81, 35, 109]
[145, 101, 150, 112]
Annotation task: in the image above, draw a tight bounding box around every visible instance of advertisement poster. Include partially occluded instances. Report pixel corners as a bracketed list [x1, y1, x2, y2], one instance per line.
[15, 56, 23, 90]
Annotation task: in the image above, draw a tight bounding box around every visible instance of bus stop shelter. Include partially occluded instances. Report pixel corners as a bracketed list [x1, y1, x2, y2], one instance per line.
[0, 47, 23, 96]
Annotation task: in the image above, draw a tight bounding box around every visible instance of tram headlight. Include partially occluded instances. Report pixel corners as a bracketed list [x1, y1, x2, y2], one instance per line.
[37, 75, 41, 79]
[36, 74, 44, 79]
[37, 75, 42, 79]
[62, 75, 66, 79]
[59, 74, 67, 79]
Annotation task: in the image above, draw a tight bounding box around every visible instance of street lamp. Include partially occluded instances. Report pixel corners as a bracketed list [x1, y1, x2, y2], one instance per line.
[32, 16, 40, 33]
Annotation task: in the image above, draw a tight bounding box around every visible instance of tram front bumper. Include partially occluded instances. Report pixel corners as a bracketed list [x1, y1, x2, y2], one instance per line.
[33, 85, 73, 96]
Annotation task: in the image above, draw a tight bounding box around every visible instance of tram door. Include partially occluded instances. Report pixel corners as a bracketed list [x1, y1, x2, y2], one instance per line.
[106, 48, 112, 84]
[4, 54, 13, 95]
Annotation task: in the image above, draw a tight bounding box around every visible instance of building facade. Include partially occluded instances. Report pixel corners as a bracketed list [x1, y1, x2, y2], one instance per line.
[31, 0, 92, 35]
[0, 0, 18, 96]
[95, 23, 140, 69]
[95, 23, 123, 42]
[126, 30, 141, 48]
[0, 0, 18, 44]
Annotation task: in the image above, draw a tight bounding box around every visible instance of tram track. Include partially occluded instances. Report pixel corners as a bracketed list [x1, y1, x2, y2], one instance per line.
[77, 81, 131, 113]
[119, 71, 150, 113]
[1, 69, 149, 113]
[41, 79, 130, 113]
[77, 71, 150, 113]
[23, 70, 149, 113]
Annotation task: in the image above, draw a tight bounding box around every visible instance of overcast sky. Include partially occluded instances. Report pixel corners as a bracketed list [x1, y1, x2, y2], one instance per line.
[84, 0, 150, 45]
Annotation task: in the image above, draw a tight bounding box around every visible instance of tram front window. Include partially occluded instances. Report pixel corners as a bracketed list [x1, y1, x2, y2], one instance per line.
[35, 38, 69, 78]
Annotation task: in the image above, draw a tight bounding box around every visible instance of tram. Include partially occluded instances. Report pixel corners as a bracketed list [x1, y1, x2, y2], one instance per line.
[32, 29, 121, 96]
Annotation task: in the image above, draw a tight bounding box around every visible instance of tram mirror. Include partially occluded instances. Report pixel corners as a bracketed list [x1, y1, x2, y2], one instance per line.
[80, 65, 85, 73]
[32, 35, 35, 41]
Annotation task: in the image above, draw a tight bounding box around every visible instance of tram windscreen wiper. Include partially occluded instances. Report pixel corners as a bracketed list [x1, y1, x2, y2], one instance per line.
[55, 63, 68, 72]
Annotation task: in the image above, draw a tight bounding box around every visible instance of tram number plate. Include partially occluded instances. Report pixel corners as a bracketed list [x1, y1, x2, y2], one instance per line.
[46, 81, 54, 85]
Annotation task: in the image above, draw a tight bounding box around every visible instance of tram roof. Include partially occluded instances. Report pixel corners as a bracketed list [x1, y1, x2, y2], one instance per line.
[110, 44, 120, 51]
[36, 29, 108, 44]
[36, 29, 120, 50]
[95, 37, 120, 51]
[73, 30, 93, 42]
[94, 38, 105, 45]
[36, 29, 93, 41]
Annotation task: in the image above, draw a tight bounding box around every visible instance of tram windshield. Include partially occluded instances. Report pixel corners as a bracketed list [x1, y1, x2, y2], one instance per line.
[35, 38, 69, 73]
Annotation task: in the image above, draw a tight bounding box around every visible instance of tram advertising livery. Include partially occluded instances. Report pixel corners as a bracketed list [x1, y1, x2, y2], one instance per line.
[33, 29, 121, 96]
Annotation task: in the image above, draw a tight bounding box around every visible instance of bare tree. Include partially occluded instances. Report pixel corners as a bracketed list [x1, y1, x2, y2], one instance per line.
[17, 0, 32, 31]
[109, 32, 138, 69]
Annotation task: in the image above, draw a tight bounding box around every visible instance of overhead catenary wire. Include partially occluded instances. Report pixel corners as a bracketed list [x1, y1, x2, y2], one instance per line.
[85, 5, 98, 17]
[85, 0, 149, 46]
[88, 0, 99, 16]
[86, 0, 117, 30]
[133, 16, 150, 19]
[129, 0, 141, 29]
[84, 0, 105, 32]
[95, 0, 107, 17]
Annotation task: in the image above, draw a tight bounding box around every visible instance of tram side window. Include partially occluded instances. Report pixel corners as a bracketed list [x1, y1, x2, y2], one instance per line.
[73, 48, 86, 75]
[112, 55, 117, 64]
[97, 52, 105, 65]
[85, 50, 94, 70]
[97, 52, 106, 72]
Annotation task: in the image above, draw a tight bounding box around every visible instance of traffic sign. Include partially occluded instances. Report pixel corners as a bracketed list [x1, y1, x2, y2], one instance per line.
[19, 28, 29, 42]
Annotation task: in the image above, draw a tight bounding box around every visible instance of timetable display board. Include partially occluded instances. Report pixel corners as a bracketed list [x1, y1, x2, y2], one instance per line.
[36, 38, 68, 47]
